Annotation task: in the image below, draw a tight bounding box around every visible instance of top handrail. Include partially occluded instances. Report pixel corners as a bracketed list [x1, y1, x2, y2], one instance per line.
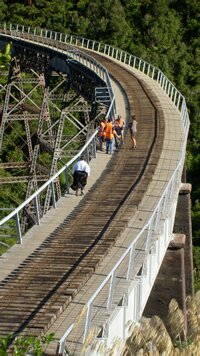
[0, 23, 189, 133]
[0, 23, 116, 118]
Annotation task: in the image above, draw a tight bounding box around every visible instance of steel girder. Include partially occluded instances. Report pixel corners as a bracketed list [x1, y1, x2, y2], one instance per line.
[0, 40, 106, 231]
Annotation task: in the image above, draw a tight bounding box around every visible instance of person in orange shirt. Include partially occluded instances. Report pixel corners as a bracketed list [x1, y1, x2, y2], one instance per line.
[98, 118, 106, 151]
[105, 118, 114, 154]
[105, 118, 120, 154]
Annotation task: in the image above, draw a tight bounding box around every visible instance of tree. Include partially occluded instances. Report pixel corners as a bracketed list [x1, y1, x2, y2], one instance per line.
[0, 333, 54, 355]
[0, 0, 7, 22]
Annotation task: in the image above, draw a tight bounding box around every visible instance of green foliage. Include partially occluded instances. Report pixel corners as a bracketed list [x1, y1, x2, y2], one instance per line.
[0, 43, 11, 68]
[193, 247, 200, 291]
[0, 0, 7, 22]
[0, 333, 54, 356]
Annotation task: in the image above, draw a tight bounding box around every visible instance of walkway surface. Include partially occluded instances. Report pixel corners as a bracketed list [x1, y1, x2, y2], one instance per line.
[44, 57, 185, 353]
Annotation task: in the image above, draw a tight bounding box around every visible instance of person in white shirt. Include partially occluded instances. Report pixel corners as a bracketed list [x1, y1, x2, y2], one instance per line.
[71, 156, 90, 196]
[128, 115, 137, 149]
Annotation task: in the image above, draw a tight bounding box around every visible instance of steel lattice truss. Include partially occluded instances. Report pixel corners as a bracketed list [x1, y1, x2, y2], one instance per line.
[0, 44, 106, 231]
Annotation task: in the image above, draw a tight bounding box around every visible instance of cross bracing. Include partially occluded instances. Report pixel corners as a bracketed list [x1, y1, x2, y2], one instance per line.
[0, 39, 107, 232]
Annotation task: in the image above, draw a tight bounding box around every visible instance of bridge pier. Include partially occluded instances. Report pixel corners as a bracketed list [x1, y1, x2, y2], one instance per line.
[143, 181, 193, 323]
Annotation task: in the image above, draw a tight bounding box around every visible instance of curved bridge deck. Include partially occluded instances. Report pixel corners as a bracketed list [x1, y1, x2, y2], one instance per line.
[0, 37, 185, 355]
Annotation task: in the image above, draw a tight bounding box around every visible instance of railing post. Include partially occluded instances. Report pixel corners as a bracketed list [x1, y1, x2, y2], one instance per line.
[86, 147, 89, 163]
[83, 303, 93, 342]
[65, 167, 69, 194]
[107, 271, 116, 309]
[170, 86, 174, 100]
[147, 64, 150, 76]
[173, 90, 177, 105]
[145, 222, 153, 252]
[51, 181, 56, 208]
[136, 277, 141, 320]
[167, 82, 171, 95]
[127, 246, 136, 280]
[177, 93, 181, 109]
[15, 212, 22, 244]
[34, 196, 40, 225]
[92, 137, 96, 159]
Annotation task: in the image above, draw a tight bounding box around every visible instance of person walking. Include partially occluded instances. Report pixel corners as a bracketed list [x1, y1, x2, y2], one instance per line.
[117, 115, 125, 145]
[71, 155, 90, 196]
[98, 118, 106, 151]
[113, 120, 123, 150]
[105, 118, 114, 154]
[128, 115, 137, 149]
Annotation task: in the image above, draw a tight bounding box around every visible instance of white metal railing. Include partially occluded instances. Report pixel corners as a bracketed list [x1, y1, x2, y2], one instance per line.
[58, 141, 186, 354]
[0, 130, 98, 244]
[0, 24, 190, 353]
[0, 22, 189, 134]
[0, 23, 116, 118]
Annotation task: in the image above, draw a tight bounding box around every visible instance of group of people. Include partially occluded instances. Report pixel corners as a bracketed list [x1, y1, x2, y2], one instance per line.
[71, 114, 137, 196]
[98, 114, 126, 154]
[98, 114, 137, 153]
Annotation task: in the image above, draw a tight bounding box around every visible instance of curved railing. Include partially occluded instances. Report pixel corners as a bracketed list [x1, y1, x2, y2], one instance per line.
[0, 24, 190, 353]
[0, 23, 116, 118]
[0, 23, 189, 136]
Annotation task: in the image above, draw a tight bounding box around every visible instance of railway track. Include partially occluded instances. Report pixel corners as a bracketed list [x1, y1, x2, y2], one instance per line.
[0, 53, 164, 340]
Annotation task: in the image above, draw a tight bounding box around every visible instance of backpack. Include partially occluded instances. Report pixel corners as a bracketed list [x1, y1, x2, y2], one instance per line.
[128, 121, 132, 128]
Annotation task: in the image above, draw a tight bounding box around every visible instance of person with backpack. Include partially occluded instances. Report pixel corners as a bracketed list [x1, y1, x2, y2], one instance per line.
[113, 120, 123, 150]
[128, 115, 137, 149]
[71, 155, 91, 196]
